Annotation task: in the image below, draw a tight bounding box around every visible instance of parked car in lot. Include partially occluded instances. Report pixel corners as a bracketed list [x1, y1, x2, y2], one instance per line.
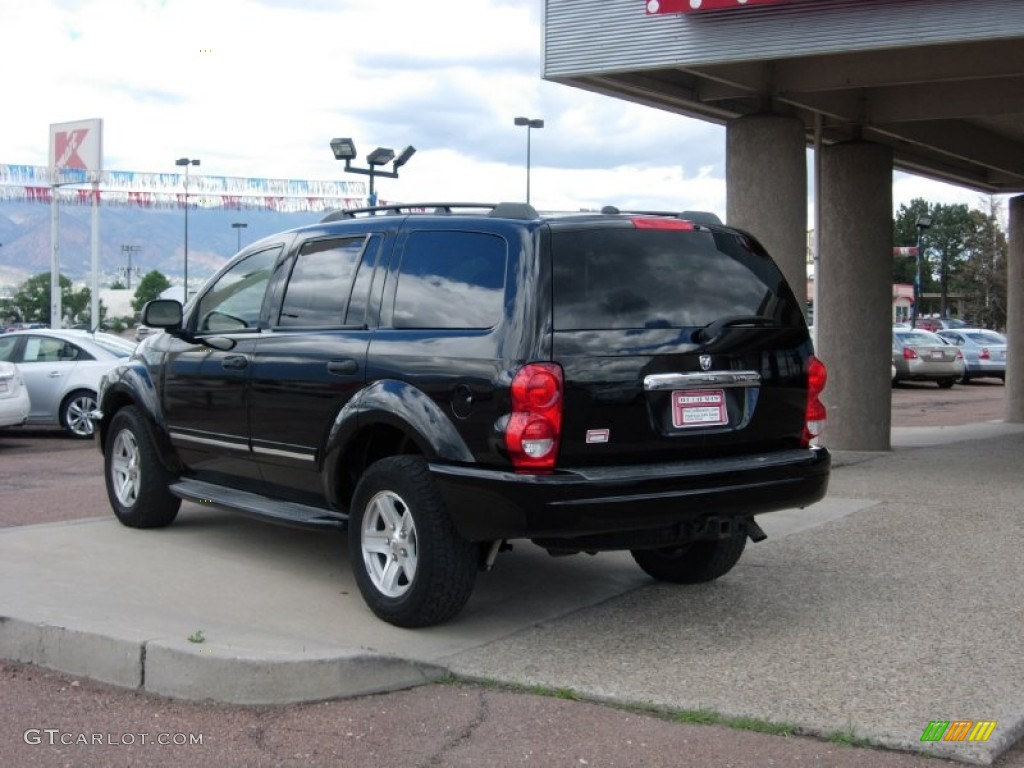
[95, 202, 830, 627]
[914, 317, 967, 333]
[936, 328, 1007, 383]
[892, 329, 964, 388]
[0, 329, 136, 437]
[0, 361, 31, 428]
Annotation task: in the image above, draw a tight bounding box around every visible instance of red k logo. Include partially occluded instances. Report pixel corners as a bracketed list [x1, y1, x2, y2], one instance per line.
[54, 129, 89, 170]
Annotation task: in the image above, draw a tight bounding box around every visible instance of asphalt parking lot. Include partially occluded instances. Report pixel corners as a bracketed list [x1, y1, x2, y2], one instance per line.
[2, 381, 1022, 767]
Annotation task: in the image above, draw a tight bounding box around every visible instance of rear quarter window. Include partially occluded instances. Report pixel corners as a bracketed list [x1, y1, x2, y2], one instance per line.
[551, 228, 800, 330]
[392, 231, 506, 329]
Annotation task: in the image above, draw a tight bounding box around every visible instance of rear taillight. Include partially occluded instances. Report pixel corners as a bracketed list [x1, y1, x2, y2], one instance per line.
[979, 348, 990, 360]
[902, 347, 919, 360]
[505, 363, 563, 471]
[802, 355, 827, 447]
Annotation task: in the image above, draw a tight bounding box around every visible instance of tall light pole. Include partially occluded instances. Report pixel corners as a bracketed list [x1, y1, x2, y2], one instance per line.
[231, 222, 248, 252]
[330, 138, 415, 214]
[513, 116, 544, 205]
[175, 157, 200, 301]
[912, 214, 933, 329]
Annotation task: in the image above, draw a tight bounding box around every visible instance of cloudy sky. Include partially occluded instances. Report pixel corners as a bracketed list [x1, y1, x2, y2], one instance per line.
[0, 0, 994, 216]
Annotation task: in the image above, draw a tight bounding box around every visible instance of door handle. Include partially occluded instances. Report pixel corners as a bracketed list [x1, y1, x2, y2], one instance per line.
[222, 355, 248, 370]
[327, 359, 358, 376]
[49, 371, 63, 378]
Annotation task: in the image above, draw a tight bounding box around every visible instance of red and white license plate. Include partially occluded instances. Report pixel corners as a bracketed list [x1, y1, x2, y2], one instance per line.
[672, 389, 728, 428]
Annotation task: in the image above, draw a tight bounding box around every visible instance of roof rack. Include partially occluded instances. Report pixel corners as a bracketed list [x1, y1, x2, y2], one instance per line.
[599, 206, 723, 226]
[320, 202, 540, 223]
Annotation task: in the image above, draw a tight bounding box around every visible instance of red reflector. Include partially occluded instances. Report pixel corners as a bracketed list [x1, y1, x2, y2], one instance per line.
[630, 217, 695, 231]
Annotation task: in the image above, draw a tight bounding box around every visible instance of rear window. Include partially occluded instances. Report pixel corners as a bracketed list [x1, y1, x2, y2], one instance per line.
[551, 228, 800, 330]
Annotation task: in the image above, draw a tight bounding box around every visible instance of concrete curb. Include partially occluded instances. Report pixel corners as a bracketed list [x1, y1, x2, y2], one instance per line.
[0, 616, 445, 706]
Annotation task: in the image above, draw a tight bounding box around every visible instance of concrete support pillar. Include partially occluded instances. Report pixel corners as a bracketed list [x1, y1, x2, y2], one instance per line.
[726, 115, 808, 308]
[1007, 195, 1024, 422]
[818, 142, 893, 450]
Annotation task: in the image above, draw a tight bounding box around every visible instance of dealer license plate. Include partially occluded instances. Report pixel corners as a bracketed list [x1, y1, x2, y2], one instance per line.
[672, 389, 728, 428]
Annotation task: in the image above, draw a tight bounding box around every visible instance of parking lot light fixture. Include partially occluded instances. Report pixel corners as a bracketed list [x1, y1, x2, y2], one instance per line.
[175, 157, 200, 301]
[513, 117, 544, 205]
[329, 137, 414, 213]
[231, 222, 248, 252]
[912, 214, 933, 329]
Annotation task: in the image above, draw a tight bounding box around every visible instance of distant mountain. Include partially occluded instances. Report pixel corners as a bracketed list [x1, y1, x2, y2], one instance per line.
[0, 201, 323, 293]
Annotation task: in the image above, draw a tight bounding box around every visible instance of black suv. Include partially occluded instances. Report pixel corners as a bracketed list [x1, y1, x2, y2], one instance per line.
[95, 202, 830, 627]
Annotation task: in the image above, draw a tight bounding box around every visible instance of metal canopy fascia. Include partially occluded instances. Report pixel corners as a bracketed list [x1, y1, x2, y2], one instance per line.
[543, 0, 1024, 193]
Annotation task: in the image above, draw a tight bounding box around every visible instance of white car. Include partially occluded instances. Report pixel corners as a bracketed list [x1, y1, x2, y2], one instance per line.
[0, 329, 136, 438]
[0, 361, 31, 428]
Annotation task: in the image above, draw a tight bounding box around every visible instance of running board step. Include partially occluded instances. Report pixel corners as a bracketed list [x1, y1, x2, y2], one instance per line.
[170, 479, 348, 531]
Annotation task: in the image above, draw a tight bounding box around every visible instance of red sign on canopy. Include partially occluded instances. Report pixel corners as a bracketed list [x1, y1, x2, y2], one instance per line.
[647, 0, 788, 14]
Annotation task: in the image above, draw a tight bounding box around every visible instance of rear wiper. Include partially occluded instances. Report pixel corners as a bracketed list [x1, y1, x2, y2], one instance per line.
[693, 315, 776, 344]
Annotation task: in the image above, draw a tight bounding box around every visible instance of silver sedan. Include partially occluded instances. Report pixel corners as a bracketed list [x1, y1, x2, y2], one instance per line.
[892, 329, 965, 388]
[0, 329, 135, 437]
[936, 329, 1007, 384]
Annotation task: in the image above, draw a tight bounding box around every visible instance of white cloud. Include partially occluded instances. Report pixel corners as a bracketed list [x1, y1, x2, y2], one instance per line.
[0, 0, 1006, 217]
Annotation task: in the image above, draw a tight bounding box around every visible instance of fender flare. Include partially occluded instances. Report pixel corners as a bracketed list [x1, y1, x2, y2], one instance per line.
[323, 379, 475, 503]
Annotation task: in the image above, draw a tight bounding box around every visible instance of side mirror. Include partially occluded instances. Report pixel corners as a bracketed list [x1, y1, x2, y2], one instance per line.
[142, 299, 183, 329]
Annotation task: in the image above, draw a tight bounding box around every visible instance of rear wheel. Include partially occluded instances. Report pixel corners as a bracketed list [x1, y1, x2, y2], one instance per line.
[349, 455, 477, 627]
[937, 378, 956, 389]
[631, 535, 747, 584]
[960, 371, 971, 384]
[104, 406, 180, 528]
[60, 389, 97, 438]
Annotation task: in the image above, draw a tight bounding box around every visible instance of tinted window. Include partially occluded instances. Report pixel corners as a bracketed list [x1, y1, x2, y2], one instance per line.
[393, 231, 506, 329]
[195, 247, 282, 333]
[552, 228, 800, 330]
[278, 238, 365, 328]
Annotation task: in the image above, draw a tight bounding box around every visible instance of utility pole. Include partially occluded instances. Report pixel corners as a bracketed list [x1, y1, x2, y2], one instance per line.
[120, 245, 142, 289]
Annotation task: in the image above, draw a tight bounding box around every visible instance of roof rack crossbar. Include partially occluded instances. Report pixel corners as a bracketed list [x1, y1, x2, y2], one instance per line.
[320, 202, 539, 223]
[599, 207, 723, 226]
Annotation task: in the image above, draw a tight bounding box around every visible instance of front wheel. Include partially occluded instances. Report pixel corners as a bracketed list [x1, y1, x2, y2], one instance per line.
[348, 455, 477, 628]
[104, 406, 180, 528]
[61, 389, 97, 438]
[631, 535, 747, 584]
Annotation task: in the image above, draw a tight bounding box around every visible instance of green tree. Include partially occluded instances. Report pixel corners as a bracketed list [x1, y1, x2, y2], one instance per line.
[958, 198, 1008, 330]
[132, 270, 172, 314]
[893, 199, 973, 318]
[11, 273, 93, 326]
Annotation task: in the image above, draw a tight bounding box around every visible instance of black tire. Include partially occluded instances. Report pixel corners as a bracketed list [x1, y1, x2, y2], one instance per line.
[104, 406, 180, 528]
[348, 455, 477, 628]
[631, 535, 747, 584]
[60, 389, 97, 439]
[960, 371, 971, 385]
[937, 378, 956, 389]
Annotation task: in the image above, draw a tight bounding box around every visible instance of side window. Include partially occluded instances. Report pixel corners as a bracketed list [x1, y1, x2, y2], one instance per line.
[194, 247, 282, 333]
[392, 231, 506, 330]
[20, 336, 84, 363]
[0, 336, 18, 362]
[277, 238, 365, 328]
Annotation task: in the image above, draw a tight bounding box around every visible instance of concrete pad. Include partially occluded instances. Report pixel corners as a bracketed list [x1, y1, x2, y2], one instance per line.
[3, 425, 1023, 764]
